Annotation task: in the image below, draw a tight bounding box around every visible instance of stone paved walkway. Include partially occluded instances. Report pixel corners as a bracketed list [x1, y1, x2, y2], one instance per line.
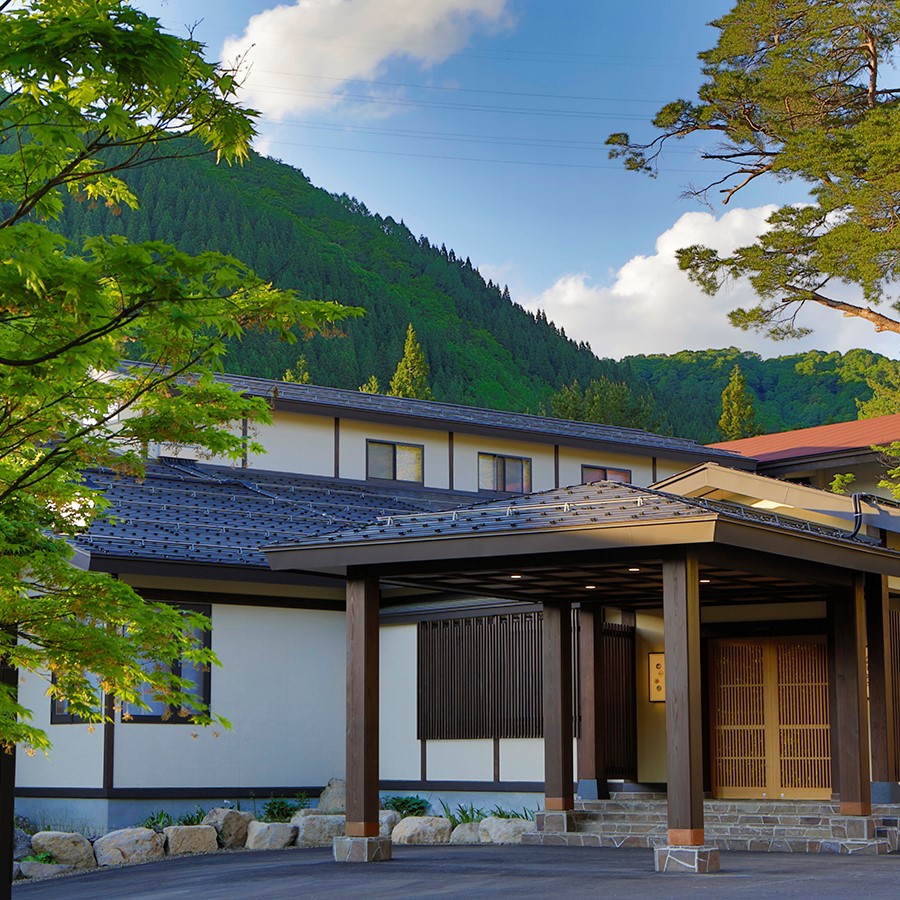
[12, 844, 900, 899]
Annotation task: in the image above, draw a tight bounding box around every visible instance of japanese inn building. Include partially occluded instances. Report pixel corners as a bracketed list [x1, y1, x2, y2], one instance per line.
[16, 373, 900, 868]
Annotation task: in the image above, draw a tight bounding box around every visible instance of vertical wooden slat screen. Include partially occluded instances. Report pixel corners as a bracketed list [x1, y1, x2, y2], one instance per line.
[890, 609, 900, 778]
[417, 611, 637, 779]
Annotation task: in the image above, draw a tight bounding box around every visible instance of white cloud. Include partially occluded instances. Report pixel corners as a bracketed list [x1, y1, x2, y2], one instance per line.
[522, 206, 900, 360]
[221, 0, 512, 120]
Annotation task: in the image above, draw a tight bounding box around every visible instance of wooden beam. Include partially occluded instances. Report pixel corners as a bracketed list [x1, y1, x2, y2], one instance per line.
[542, 600, 574, 810]
[576, 605, 609, 800]
[663, 550, 705, 846]
[0, 651, 16, 900]
[830, 577, 872, 815]
[866, 574, 896, 782]
[345, 568, 381, 836]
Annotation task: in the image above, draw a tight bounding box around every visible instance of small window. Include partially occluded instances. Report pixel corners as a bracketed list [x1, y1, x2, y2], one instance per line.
[50, 673, 102, 725]
[122, 604, 211, 724]
[581, 465, 632, 485]
[366, 440, 424, 483]
[478, 453, 532, 492]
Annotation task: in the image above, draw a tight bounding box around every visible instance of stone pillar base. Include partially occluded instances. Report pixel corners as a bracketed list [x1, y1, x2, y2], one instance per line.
[537, 811, 575, 833]
[333, 836, 392, 863]
[654, 845, 720, 874]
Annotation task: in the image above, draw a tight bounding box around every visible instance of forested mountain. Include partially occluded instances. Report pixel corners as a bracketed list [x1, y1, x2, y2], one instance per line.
[51, 147, 897, 442]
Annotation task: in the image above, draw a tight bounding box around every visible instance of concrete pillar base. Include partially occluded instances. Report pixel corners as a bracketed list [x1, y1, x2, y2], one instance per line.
[654, 845, 720, 874]
[333, 836, 392, 863]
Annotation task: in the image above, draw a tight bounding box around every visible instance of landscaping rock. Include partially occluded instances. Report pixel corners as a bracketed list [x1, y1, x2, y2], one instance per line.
[392, 816, 452, 845]
[450, 822, 482, 844]
[380, 810, 401, 838]
[12, 862, 21, 881]
[163, 825, 218, 855]
[293, 813, 345, 847]
[31, 831, 96, 868]
[202, 808, 254, 849]
[93, 827, 165, 866]
[316, 778, 346, 813]
[13, 828, 31, 861]
[19, 861, 75, 879]
[245, 821, 298, 850]
[478, 816, 532, 844]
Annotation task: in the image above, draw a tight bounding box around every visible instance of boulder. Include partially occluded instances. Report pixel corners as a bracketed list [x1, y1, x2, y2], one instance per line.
[13, 828, 31, 861]
[315, 778, 346, 813]
[31, 831, 96, 869]
[292, 813, 345, 847]
[379, 810, 401, 838]
[245, 821, 298, 851]
[392, 816, 451, 845]
[478, 816, 532, 844]
[450, 822, 482, 844]
[12, 862, 21, 881]
[163, 825, 218, 856]
[18, 861, 75, 879]
[201, 808, 254, 849]
[93, 827, 165, 866]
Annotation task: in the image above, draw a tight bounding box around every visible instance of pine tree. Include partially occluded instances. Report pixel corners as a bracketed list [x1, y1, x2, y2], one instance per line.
[388, 324, 434, 400]
[359, 374, 381, 394]
[282, 354, 313, 384]
[718, 364, 760, 440]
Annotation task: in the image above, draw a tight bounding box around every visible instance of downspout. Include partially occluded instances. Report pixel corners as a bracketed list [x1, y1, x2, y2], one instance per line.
[849, 492, 864, 539]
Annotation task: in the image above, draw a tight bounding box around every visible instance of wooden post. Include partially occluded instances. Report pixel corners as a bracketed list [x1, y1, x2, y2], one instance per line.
[577, 604, 609, 800]
[345, 568, 381, 837]
[865, 573, 897, 782]
[663, 550, 705, 846]
[831, 575, 872, 815]
[543, 600, 574, 811]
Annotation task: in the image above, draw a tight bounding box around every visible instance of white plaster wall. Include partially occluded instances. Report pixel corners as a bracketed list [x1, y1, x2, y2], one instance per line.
[380, 624, 420, 780]
[635, 610, 667, 784]
[653, 457, 698, 483]
[498, 738, 544, 782]
[427, 740, 493, 781]
[245, 411, 335, 476]
[338, 419, 450, 486]
[114, 604, 346, 788]
[451, 434, 556, 493]
[16, 671, 105, 789]
[556, 447, 655, 488]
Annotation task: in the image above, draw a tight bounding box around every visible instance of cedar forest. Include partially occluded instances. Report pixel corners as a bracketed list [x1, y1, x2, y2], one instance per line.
[53, 146, 898, 444]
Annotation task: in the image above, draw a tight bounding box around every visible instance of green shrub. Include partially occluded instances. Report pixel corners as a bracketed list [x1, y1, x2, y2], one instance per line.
[22, 852, 54, 864]
[260, 793, 310, 823]
[439, 801, 486, 829]
[487, 805, 535, 820]
[381, 795, 429, 817]
[138, 810, 175, 831]
[175, 805, 207, 826]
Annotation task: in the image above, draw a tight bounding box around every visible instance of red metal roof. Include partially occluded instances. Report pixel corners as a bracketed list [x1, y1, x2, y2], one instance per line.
[709, 414, 900, 463]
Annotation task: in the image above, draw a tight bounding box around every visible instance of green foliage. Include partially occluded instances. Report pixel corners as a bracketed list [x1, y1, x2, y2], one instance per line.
[608, 0, 900, 340]
[829, 473, 857, 495]
[0, 0, 358, 751]
[388, 323, 434, 400]
[260, 794, 309, 822]
[282, 354, 313, 384]
[718, 363, 760, 440]
[381, 795, 430, 817]
[359, 374, 381, 394]
[549, 376, 668, 432]
[22, 852, 54, 864]
[439, 801, 486, 829]
[139, 810, 175, 832]
[487, 805, 536, 820]
[176, 805, 208, 826]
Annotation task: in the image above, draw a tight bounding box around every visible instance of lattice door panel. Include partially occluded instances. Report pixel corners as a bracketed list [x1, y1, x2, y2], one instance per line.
[710, 637, 831, 800]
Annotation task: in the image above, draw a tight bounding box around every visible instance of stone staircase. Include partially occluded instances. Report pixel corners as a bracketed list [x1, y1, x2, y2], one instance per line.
[521, 793, 900, 854]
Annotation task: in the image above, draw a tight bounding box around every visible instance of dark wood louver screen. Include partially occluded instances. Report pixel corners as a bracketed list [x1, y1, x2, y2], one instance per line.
[417, 611, 637, 779]
[890, 609, 900, 778]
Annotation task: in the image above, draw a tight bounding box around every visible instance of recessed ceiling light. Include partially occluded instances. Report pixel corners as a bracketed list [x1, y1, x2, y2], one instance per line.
[585, 585, 597, 590]
[628, 567, 640, 573]
[510, 574, 523, 580]
[700, 578, 711, 584]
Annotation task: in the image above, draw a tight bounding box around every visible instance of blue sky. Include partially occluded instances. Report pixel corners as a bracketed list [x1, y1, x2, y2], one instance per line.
[137, 0, 897, 360]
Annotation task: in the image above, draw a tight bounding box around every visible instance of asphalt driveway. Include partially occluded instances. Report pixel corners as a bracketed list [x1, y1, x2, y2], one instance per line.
[13, 844, 900, 899]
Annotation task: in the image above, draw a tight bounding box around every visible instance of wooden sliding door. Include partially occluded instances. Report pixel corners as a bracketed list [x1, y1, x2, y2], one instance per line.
[709, 637, 830, 799]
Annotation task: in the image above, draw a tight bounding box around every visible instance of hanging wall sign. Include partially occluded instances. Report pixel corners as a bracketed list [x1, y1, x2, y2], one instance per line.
[649, 652, 666, 702]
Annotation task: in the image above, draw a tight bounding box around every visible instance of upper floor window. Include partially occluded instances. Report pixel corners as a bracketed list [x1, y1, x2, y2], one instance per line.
[366, 440, 424, 483]
[479, 453, 531, 492]
[582, 465, 632, 485]
[50, 673, 102, 725]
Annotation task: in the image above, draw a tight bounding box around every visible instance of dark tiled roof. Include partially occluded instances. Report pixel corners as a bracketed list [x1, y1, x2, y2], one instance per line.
[121, 363, 749, 463]
[266, 481, 881, 551]
[75, 458, 491, 567]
